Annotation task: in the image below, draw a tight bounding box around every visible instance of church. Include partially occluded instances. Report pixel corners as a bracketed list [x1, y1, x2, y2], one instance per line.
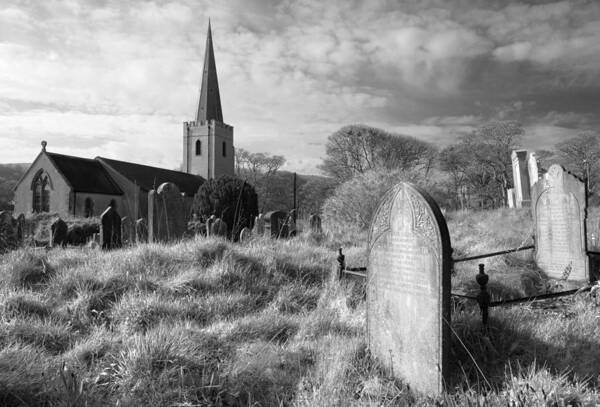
[12, 22, 233, 222]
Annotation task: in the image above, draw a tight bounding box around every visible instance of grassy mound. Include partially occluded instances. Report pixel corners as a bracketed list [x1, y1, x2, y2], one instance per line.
[0, 209, 598, 405]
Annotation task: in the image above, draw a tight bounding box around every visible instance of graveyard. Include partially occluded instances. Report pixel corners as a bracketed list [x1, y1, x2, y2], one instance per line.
[1, 185, 600, 405]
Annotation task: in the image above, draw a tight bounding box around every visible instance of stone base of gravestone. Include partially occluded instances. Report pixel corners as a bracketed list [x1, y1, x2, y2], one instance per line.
[101, 206, 122, 250]
[532, 164, 588, 281]
[367, 182, 451, 396]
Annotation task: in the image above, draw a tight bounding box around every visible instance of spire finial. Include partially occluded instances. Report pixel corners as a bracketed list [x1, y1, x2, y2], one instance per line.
[41, 140, 47, 152]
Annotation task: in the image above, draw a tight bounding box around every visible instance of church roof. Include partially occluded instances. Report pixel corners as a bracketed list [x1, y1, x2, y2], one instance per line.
[97, 157, 205, 196]
[196, 21, 223, 123]
[46, 152, 123, 195]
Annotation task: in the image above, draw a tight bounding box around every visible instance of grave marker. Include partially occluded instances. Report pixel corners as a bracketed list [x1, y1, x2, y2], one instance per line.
[51, 218, 68, 247]
[309, 214, 322, 233]
[135, 218, 147, 243]
[101, 206, 122, 249]
[148, 182, 187, 242]
[532, 164, 588, 281]
[254, 213, 265, 236]
[264, 211, 287, 238]
[367, 182, 451, 396]
[211, 218, 228, 238]
[239, 227, 251, 242]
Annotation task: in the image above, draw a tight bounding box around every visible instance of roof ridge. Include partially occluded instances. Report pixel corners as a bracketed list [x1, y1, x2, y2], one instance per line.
[97, 156, 201, 177]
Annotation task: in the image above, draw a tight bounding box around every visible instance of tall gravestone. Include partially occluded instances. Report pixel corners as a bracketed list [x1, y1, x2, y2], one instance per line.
[254, 214, 265, 236]
[148, 182, 187, 242]
[512, 150, 531, 208]
[210, 218, 228, 238]
[527, 152, 539, 188]
[367, 182, 451, 396]
[532, 164, 588, 281]
[101, 206, 122, 249]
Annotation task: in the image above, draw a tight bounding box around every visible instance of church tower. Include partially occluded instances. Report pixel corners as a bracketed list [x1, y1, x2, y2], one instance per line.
[183, 21, 234, 179]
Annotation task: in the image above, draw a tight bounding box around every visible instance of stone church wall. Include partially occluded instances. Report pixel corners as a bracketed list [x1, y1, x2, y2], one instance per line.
[73, 192, 122, 218]
[13, 153, 71, 216]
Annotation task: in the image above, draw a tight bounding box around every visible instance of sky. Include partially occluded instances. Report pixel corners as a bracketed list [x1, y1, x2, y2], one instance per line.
[1, 0, 599, 174]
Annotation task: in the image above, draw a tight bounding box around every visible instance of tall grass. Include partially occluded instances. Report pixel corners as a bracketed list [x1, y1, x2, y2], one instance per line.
[0, 209, 598, 405]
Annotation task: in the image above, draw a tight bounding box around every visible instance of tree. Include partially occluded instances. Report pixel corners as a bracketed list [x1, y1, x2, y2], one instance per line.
[437, 121, 524, 209]
[555, 132, 600, 198]
[193, 175, 258, 239]
[319, 124, 435, 181]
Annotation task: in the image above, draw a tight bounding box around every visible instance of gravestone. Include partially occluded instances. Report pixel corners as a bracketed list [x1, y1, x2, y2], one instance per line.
[239, 227, 251, 242]
[506, 189, 515, 208]
[206, 215, 216, 237]
[16, 214, 25, 243]
[50, 218, 68, 247]
[211, 218, 228, 238]
[367, 182, 451, 396]
[286, 210, 297, 237]
[101, 206, 122, 250]
[135, 218, 148, 243]
[512, 150, 531, 208]
[527, 152, 539, 188]
[264, 211, 288, 238]
[121, 217, 133, 245]
[532, 164, 588, 281]
[309, 214, 322, 233]
[254, 214, 265, 236]
[148, 182, 187, 242]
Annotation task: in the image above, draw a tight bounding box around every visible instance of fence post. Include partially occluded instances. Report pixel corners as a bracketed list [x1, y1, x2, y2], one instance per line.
[337, 248, 345, 279]
[476, 263, 490, 330]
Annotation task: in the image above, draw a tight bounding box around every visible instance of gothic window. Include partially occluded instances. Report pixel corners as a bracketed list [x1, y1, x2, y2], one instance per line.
[32, 171, 51, 213]
[222, 141, 226, 157]
[195, 140, 202, 156]
[84, 197, 94, 217]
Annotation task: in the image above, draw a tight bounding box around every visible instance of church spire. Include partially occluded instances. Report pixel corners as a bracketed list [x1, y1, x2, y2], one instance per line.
[196, 20, 223, 123]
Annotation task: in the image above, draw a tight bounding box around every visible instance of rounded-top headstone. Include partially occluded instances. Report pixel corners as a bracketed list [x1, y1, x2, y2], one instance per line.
[367, 182, 451, 396]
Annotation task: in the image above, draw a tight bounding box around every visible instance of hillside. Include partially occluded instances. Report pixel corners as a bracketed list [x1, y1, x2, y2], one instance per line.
[0, 210, 598, 405]
[0, 163, 28, 211]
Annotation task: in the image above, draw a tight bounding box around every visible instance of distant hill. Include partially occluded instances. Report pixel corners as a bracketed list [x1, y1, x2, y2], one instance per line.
[0, 163, 29, 211]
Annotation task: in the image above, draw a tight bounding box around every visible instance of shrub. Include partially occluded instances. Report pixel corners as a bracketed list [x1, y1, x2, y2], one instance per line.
[193, 175, 258, 240]
[321, 168, 424, 234]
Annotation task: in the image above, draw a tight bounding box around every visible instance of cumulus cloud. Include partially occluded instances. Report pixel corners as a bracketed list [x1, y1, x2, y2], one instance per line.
[1, 0, 599, 173]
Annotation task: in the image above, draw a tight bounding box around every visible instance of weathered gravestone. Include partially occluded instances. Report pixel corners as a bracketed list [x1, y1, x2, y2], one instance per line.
[135, 218, 148, 243]
[264, 211, 288, 238]
[254, 214, 265, 235]
[0, 211, 17, 251]
[210, 218, 228, 238]
[206, 215, 216, 237]
[309, 214, 322, 233]
[51, 218, 68, 247]
[239, 227, 251, 242]
[367, 182, 451, 396]
[287, 210, 297, 237]
[532, 164, 588, 281]
[148, 182, 187, 242]
[506, 188, 515, 209]
[121, 217, 133, 245]
[16, 214, 25, 243]
[101, 206, 122, 249]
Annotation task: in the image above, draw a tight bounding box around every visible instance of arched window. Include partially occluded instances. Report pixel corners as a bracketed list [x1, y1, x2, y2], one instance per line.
[222, 141, 226, 157]
[31, 170, 52, 213]
[195, 140, 202, 156]
[84, 197, 94, 217]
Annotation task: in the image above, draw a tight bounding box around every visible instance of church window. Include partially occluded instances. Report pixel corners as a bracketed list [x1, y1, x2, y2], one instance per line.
[195, 140, 202, 156]
[84, 197, 94, 217]
[222, 141, 226, 157]
[32, 171, 51, 213]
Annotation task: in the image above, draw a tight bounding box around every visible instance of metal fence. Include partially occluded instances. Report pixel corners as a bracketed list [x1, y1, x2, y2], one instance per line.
[336, 244, 594, 328]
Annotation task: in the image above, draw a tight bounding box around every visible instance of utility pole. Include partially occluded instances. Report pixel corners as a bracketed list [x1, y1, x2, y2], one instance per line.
[293, 172, 297, 221]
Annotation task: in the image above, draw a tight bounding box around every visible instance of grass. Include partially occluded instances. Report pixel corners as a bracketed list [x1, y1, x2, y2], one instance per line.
[0, 208, 598, 405]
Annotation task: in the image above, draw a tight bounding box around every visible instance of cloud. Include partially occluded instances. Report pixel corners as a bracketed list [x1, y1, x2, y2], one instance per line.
[1, 0, 599, 175]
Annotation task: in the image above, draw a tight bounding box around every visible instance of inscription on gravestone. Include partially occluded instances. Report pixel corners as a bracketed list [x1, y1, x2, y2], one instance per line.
[532, 164, 588, 281]
[367, 182, 451, 396]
